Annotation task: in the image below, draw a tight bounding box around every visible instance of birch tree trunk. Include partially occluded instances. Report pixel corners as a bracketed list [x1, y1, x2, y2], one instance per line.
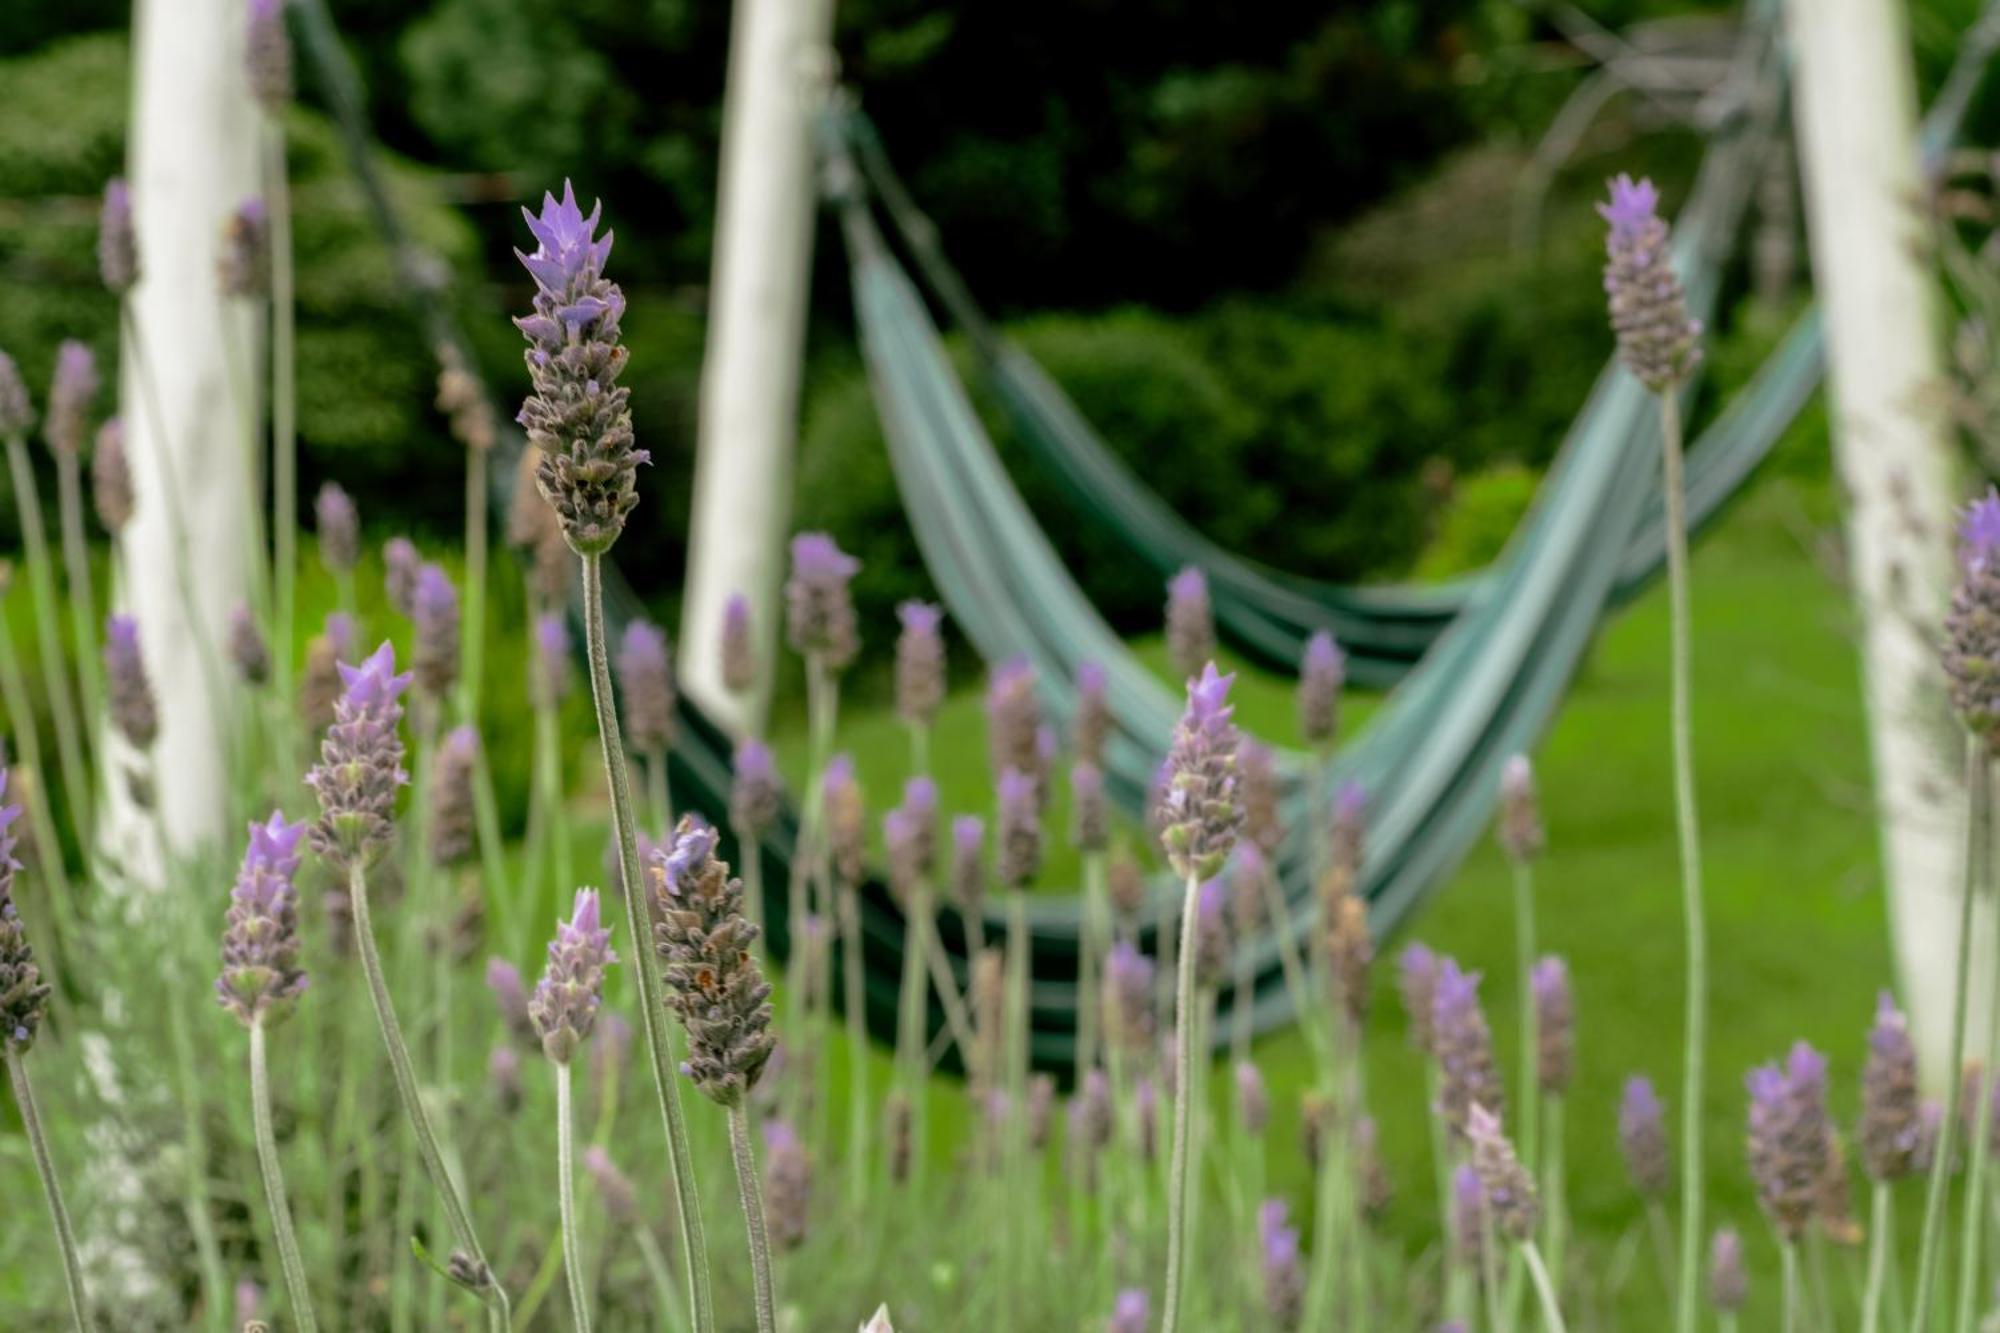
[1786, 0, 1972, 1081]
[677, 0, 838, 736]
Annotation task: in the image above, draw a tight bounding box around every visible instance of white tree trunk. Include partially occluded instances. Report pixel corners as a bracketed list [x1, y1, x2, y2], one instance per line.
[1787, 0, 1971, 1082]
[677, 0, 838, 736]
[107, 0, 256, 870]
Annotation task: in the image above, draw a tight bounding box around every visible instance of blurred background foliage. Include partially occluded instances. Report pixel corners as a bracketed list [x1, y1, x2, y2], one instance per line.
[0, 0, 1995, 642]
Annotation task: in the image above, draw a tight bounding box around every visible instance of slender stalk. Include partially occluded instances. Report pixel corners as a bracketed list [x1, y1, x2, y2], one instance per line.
[0, 613, 80, 955]
[7, 1047, 88, 1332]
[1482, 1211, 1506, 1333]
[840, 878, 870, 1208]
[347, 860, 510, 1327]
[646, 749, 671, 841]
[894, 884, 929, 1119]
[1543, 1095, 1568, 1293]
[158, 927, 230, 1331]
[579, 552, 713, 1331]
[1785, 1241, 1802, 1333]
[1513, 860, 1539, 1171]
[1660, 390, 1708, 1333]
[1079, 850, 1105, 1085]
[4, 435, 91, 846]
[1960, 829, 2000, 1333]
[265, 117, 298, 699]
[740, 832, 768, 962]
[914, 911, 979, 1065]
[1522, 1241, 1570, 1333]
[250, 1019, 319, 1332]
[1256, 859, 1318, 1059]
[459, 447, 488, 722]
[1161, 870, 1203, 1333]
[729, 1106, 779, 1333]
[52, 447, 102, 740]
[633, 1226, 687, 1331]
[1914, 743, 1990, 1332]
[1647, 1199, 1678, 1302]
[555, 1063, 591, 1333]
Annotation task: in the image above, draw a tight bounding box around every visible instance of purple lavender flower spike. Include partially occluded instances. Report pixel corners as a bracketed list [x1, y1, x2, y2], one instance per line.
[1071, 761, 1108, 854]
[104, 613, 158, 749]
[1078, 1067, 1114, 1151]
[1432, 957, 1503, 1136]
[1398, 941, 1440, 1055]
[1026, 1072, 1057, 1150]
[1134, 1075, 1159, 1162]
[996, 766, 1042, 890]
[1107, 1287, 1150, 1333]
[93, 418, 131, 533]
[1165, 566, 1217, 683]
[0, 351, 34, 440]
[383, 536, 421, 616]
[784, 532, 861, 670]
[515, 182, 646, 555]
[1228, 844, 1266, 936]
[431, 725, 479, 868]
[719, 591, 756, 694]
[822, 754, 866, 889]
[98, 178, 138, 294]
[228, 603, 271, 686]
[1329, 780, 1368, 878]
[245, 0, 291, 108]
[652, 817, 775, 1106]
[1235, 1060, 1269, 1134]
[314, 483, 359, 575]
[535, 611, 572, 706]
[1074, 660, 1110, 767]
[730, 738, 783, 837]
[1861, 990, 1921, 1181]
[1239, 740, 1281, 854]
[1467, 1103, 1539, 1240]
[45, 340, 98, 460]
[884, 776, 938, 900]
[1946, 486, 2000, 743]
[1160, 662, 1243, 881]
[1298, 630, 1344, 749]
[762, 1118, 812, 1250]
[1103, 940, 1156, 1053]
[1451, 1162, 1486, 1262]
[1532, 957, 1573, 1094]
[216, 811, 310, 1025]
[0, 772, 51, 1048]
[1107, 851, 1145, 924]
[1599, 173, 1701, 392]
[1709, 1227, 1747, 1313]
[528, 888, 616, 1063]
[486, 956, 538, 1048]
[1619, 1075, 1671, 1197]
[590, 1011, 632, 1094]
[895, 600, 946, 729]
[488, 1044, 522, 1113]
[1258, 1199, 1305, 1328]
[1746, 1041, 1831, 1242]
[616, 619, 675, 754]
[986, 656, 1044, 782]
[411, 563, 460, 699]
[219, 197, 268, 298]
[950, 815, 986, 919]
[1192, 876, 1231, 986]
[1498, 754, 1544, 863]
[582, 1144, 638, 1225]
[304, 640, 414, 866]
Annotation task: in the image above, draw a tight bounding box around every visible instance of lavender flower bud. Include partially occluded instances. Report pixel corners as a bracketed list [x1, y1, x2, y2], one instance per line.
[1467, 1104, 1539, 1241]
[1164, 566, 1217, 684]
[1107, 850, 1145, 926]
[582, 1145, 638, 1225]
[1227, 844, 1266, 937]
[1301, 1090, 1334, 1172]
[720, 592, 756, 695]
[1432, 958, 1503, 1136]
[1948, 490, 2000, 745]
[1298, 630, 1344, 749]
[1239, 740, 1281, 855]
[591, 1011, 632, 1095]
[1599, 174, 1701, 392]
[304, 641, 413, 866]
[1192, 877, 1231, 987]
[299, 613, 354, 734]
[1914, 1098, 1947, 1176]
[409, 564, 460, 697]
[730, 739, 783, 837]
[216, 810, 310, 1025]
[528, 889, 616, 1063]
[996, 767, 1042, 890]
[1071, 761, 1108, 854]
[245, 0, 291, 108]
[534, 612, 573, 707]
[1235, 1060, 1269, 1134]
[950, 814, 987, 920]
[92, 418, 132, 533]
[763, 1118, 812, 1250]
[1325, 893, 1372, 1028]
[617, 619, 675, 754]
[1862, 990, 1922, 1181]
[515, 183, 647, 555]
[237, 1279, 263, 1328]
[0, 774, 51, 1048]
[784, 532, 860, 669]
[1356, 1115, 1393, 1222]
[1103, 940, 1156, 1055]
[1328, 780, 1367, 882]
[1259, 1200, 1305, 1328]
[1451, 1162, 1486, 1262]
[431, 725, 479, 868]
[228, 603, 271, 686]
[884, 776, 938, 901]
[653, 818, 775, 1106]
[823, 755, 866, 889]
[0, 351, 33, 440]
[218, 198, 268, 298]
[894, 600, 945, 729]
[1077, 1067, 1114, 1151]
[485, 956, 537, 1048]
[434, 342, 497, 455]
[986, 657, 1044, 783]
[1532, 957, 1573, 1094]
[1406, 933, 1456, 1038]
[1497, 754, 1544, 862]
[1134, 1075, 1160, 1162]
[1073, 660, 1110, 767]
[1160, 663, 1243, 881]
[314, 483, 359, 576]
[1747, 1041, 1831, 1242]
[1818, 1127, 1863, 1245]
[98, 178, 138, 294]
[1709, 1227, 1747, 1313]
[105, 613, 159, 749]
[382, 537, 420, 616]
[45, 340, 98, 460]
[1107, 1287, 1150, 1333]
[1619, 1075, 1671, 1198]
[1026, 1072, 1057, 1150]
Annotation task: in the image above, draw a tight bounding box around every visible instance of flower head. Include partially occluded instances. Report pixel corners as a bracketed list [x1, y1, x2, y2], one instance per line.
[216, 811, 310, 1025]
[245, 0, 291, 108]
[1298, 630, 1344, 748]
[92, 417, 131, 533]
[1102, 940, 1155, 1053]
[1599, 173, 1701, 392]
[1861, 990, 1921, 1181]
[1325, 893, 1372, 1028]
[884, 776, 939, 900]
[763, 1118, 812, 1249]
[1709, 1227, 1748, 1313]
[1240, 740, 1281, 854]
[1432, 958, 1503, 1136]
[1259, 1199, 1305, 1328]
[383, 536, 420, 616]
[1165, 566, 1217, 683]
[1619, 1075, 1671, 1197]
[823, 755, 866, 889]
[1747, 1041, 1831, 1241]
[98, 177, 138, 293]
[951, 815, 986, 919]
[730, 738, 783, 837]
[219, 197, 268, 298]
[45, 340, 98, 460]
[411, 563, 460, 698]
[784, 532, 860, 669]
[1160, 663, 1243, 880]
[0, 772, 50, 1048]
[652, 818, 775, 1106]
[1235, 1060, 1269, 1134]
[529, 889, 616, 1063]
[1107, 1288, 1150, 1333]
[228, 603, 271, 687]
[105, 612, 158, 749]
[617, 619, 675, 754]
[1498, 754, 1544, 862]
[986, 657, 1044, 785]
[1073, 660, 1110, 766]
[1398, 941, 1440, 1054]
[1532, 956, 1573, 1093]
[720, 592, 756, 694]
[1071, 761, 1108, 854]
[895, 600, 946, 729]
[314, 482, 359, 575]
[431, 725, 479, 868]
[535, 612, 572, 706]
[1467, 1104, 1540, 1241]
[1946, 487, 2000, 743]
[996, 766, 1042, 890]
[0, 351, 34, 440]
[305, 641, 413, 865]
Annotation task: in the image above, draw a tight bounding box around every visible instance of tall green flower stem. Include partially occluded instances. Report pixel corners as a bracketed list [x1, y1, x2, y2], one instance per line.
[1659, 389, 1708, 1333]
[7, 1046, 88, 1332]
[250, 1018, 319, 1332]
[0, 611, 80, 957]
[894, 883, 934, 1184]
[1912, 742, 1990, 1332]
[347, 859, 511, 1330]
[458, 446, 488, 721]
[1512, 860, 1539, 1170]
[1161, 870, 1204, 1333]
[729, 1106, 779, 1333]
[50, 442, 102, 738]
[1521, 1240, 1570, 1333]
[782, 654, 836, 1125]
[1542, 1094, 1568, 1292]
[646, 748, 672, 840]
[3, 435, 91, 846]
[264, 117, 298, 699]
[1257, 864, 1319, 1059]
[555, 1063, 591, 1333]
[912, 909, 979, 1064]
[1078, 850, 1107, 1084]
[579, 552, 713, 1332]
[1783, 1241, 1803, 1333]
[738, 831, 767, 959]
[839, 877, 871, 1207]
[532, 696, 572, 902]
[1957, 826, 2000, 1333]
[217, 310, 270, 626]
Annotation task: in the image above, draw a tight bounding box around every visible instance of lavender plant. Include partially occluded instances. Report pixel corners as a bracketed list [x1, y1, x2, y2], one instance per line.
[617, 618, 677, 832]
[47, 336, 105, 738]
